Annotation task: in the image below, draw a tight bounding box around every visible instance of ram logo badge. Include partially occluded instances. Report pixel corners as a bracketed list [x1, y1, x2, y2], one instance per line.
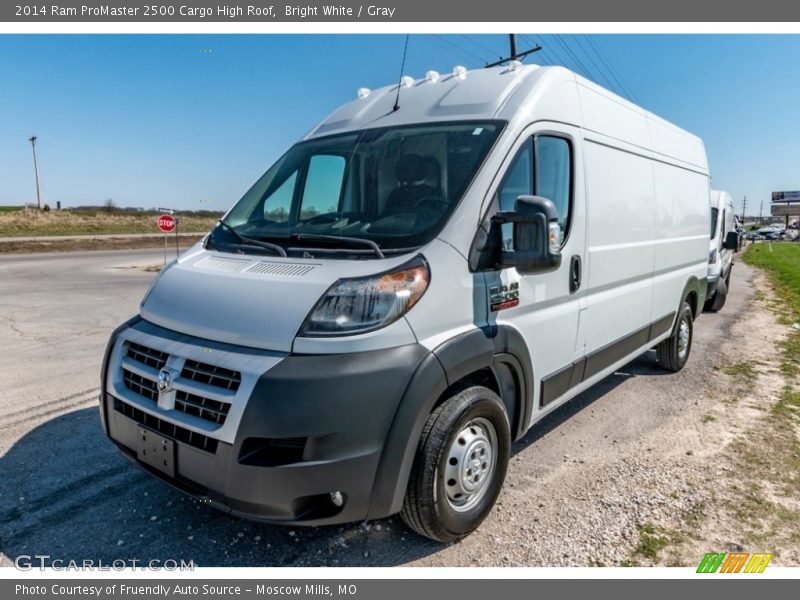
[490, 282, 520, 311]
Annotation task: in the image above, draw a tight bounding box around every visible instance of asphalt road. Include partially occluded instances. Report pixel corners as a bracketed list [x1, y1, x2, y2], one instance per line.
[0, 249, 754, 567]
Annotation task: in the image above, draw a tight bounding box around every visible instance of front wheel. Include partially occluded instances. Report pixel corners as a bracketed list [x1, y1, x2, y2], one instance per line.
[705, 277, 728, 312]
[656, 301, 694, 372]
[400, 385, 511, 543]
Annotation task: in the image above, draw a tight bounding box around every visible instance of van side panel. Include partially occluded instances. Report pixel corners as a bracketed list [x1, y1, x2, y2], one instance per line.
[577, 82, 650, 149]
[582, 137, 655, 354]
[647, 114, 708, 172]
[651, 161, 710, 322]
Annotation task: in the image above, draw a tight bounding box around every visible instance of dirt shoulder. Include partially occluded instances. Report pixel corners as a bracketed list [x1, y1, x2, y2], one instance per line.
[620, 265, 799, 566]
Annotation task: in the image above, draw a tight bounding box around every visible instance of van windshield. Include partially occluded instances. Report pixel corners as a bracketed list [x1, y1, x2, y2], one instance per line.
[208, 121, 503, 257]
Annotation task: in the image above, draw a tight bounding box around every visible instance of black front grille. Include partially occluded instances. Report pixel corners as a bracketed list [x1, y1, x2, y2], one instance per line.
[175, 390, 230, 425]
[113, 397, 218, 454]
[182, 359, 241, 391]
[122, 369, 158, 401]
[126, 342, 168, 370]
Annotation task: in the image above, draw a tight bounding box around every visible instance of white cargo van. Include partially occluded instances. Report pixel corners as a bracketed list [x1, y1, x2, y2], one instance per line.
[100, 64, 710, 542]
[705, 189, 738, 312]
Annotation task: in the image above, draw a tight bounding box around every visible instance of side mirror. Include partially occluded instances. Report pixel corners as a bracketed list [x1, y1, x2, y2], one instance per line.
[492, 195, 562, 275]
[723, 230, 739, 250]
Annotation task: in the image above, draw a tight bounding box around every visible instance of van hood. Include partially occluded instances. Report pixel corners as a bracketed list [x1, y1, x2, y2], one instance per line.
[140, 249, 411, 352]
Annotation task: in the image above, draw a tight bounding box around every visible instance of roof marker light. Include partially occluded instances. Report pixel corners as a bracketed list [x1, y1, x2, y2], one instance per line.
[425, 70, 440, 83]
[400, 75, 415, 88]
[453, 65, 467, 80]
[357, 87, 371, 99]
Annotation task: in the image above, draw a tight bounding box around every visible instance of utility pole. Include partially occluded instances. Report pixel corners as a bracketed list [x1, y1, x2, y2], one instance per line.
[485, 34, 541, 68]
[29, 136, 41, 210]
[741, 196, 747, 224]
[759, 200, 764, 225]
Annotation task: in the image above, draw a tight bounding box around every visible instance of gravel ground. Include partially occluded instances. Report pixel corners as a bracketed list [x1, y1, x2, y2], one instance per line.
[0, 250, 788, 567]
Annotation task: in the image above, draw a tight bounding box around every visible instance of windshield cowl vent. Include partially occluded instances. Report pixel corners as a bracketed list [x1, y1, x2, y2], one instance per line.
[244, 262, 317, 277]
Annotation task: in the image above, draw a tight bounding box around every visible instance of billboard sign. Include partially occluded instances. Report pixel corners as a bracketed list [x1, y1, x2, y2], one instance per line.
[772, 191, 800, 202]
[771, 203, 800, 217]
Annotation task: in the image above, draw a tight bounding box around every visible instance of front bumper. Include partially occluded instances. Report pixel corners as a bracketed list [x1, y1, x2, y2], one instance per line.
[102, 319, 432, 525]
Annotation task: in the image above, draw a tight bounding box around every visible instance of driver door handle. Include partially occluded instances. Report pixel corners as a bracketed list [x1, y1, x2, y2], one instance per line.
[569, 255, 582, 294]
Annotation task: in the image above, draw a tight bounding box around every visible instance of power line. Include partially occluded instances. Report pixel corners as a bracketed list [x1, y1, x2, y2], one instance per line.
[431, 35, 487, 67]
[553, 34, 600, 82]
[571, 34, 617, 92]
[424, 36, 482, 69]
[520, 35, 563, 67]
[483, 34, 541, 68]
[530, 34, 587, 76]
[582, 35, 640, 104]
[459, 35, 503, 62]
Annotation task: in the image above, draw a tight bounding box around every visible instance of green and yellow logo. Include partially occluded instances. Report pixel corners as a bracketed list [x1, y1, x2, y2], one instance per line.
[697, 552, 772, 573]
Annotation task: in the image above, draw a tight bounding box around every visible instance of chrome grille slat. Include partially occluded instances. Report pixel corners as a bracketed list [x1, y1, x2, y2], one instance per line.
[181, 359, 241, 392]
[126, 342, 168, 370]
[175, 390, 230, 426]
[122, 369, 158, 402]
[120, 343, 238, 428]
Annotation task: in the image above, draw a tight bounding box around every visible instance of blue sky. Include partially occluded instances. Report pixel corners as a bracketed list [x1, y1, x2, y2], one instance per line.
[0, 34, 798, 216]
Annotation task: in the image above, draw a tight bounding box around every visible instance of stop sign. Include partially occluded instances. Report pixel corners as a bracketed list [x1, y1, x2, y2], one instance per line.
[157, 214, 177, 233]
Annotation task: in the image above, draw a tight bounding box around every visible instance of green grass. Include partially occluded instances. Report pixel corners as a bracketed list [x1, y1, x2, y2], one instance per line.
[0, 205, 25, 213]
[635, 523, 684, 560]
[772, 386, 800, 419]
[723, 361, 758, 380]
[744, 243, 800, 381]
[744, 243, 800, 322]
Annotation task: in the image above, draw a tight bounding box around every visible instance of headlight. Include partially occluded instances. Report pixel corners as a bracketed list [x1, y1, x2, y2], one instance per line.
[708, 249, 718, 264]
[300, 255, 430, 336]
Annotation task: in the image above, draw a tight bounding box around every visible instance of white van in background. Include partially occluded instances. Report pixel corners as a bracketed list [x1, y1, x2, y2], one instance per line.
[706, 190, 739, 312]
[100, 63, 710, 542]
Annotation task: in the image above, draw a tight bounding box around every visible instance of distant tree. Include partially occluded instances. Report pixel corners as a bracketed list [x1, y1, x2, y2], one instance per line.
[104, 198, 116, 213]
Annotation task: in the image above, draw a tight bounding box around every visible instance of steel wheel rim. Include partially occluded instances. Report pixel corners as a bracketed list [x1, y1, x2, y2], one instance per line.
[441, 417, 498, 513]
[678, 317, 690, 359]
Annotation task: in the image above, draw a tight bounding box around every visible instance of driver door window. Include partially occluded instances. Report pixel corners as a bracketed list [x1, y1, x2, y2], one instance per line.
[494, 135, 572, 250]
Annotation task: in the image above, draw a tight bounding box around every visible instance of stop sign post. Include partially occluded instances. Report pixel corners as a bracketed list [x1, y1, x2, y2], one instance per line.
[157, 210, 179, 264]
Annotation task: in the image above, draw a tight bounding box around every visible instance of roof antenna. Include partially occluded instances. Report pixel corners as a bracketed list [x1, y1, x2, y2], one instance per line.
[393, 34, 410, 112]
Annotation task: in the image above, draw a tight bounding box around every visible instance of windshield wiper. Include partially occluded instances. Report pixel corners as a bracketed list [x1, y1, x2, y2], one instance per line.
[216, 219, 287, 257]
[291, 233, 385, 259]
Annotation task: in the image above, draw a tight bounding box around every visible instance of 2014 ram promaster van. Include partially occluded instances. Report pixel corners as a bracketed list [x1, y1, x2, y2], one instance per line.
[100, 63, 710, 542]
[705, 189, 738, 312]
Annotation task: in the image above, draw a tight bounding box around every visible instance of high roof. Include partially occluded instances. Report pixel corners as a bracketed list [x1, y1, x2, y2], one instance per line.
[304, 64, 559, 139]
[303, 63, 706, 173]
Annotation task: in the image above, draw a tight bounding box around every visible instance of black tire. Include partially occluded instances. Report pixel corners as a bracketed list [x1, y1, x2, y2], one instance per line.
[708, 277, 728, 312]
[656, 301, 694, 372]
[400, 385, 511, 543]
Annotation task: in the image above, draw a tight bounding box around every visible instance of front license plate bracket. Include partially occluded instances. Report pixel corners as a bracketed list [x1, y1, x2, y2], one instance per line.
[136, 427, 176, 478]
